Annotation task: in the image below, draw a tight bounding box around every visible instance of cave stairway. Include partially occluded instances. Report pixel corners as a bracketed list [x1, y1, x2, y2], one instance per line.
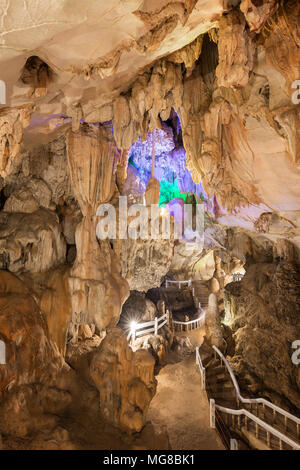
[162, 280, 209, 311]
[191, 281, 209, 309]
[197, 343, 300, 450]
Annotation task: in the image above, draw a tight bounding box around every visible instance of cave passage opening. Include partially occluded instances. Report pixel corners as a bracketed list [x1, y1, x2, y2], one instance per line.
[127, 109, 206, 209]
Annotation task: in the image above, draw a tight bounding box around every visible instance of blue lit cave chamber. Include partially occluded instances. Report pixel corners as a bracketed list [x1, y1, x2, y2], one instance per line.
[127, 110, 205, 208]
[116, 110, 211, 344]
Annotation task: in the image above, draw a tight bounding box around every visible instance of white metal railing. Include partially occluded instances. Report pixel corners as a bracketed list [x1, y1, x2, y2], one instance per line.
[210, 399, 300, 450]
[196, 345, 206, 390]
[232, 273, 244, 282]
[165, 279, 192, 289]
[212, 346, 300, 439]
[127, 311, 169, 343]
[172, 311, 206, 332]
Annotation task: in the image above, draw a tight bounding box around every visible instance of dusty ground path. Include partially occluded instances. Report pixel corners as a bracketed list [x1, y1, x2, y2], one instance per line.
[147, 351, 225, 450]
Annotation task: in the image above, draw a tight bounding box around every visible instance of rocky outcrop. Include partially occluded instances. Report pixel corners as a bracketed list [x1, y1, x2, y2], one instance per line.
[4, 177, 53, 213]
[90, 328, 157, 433]
[26, 137, 73, 206]
[216, 9, 256, 88]
[264, 1, 300, 93]
[40, 268, 73, 356]
[0, 209, 66, 273]
[0, 271, 63, 393]
[120, 292, 157, 326]
[120, 236, 174, 292]
[119, 292, 174, 364]
[205, 293, 225, 351]
[240, 0, 279, 32]
[224, 262, 300, 411]
[0, 106, 32, 179]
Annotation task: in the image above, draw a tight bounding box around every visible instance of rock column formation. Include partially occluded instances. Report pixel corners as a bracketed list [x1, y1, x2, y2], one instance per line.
[66, 125, 129, 334]
[90, 328, 157, 433]
[205, 292, 224, 351]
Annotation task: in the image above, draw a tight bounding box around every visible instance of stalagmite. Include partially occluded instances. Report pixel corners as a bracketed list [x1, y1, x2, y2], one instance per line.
[205, 293, 224, 351]
[145, 131, 161, 206]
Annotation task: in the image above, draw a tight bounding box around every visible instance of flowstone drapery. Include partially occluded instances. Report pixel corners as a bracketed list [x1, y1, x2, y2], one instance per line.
[66, 125, 129, 333]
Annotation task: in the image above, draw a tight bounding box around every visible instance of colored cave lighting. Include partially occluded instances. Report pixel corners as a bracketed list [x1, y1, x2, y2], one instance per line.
[128, 128, 206, 206]
[159, 178, 188, 207]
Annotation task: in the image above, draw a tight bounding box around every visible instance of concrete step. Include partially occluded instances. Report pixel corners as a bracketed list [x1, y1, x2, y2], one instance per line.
[206, 365, 225, 376]
[246, 406, 300, 446]
[207, 374, 228, 384]
[210, 390, 236, 401]
[208, 380, 234, 391]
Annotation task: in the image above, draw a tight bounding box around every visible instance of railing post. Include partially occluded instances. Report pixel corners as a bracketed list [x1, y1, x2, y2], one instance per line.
[154, 317, 158, 335]
[230, 439, 238, 450]
[0, 340, 6, 365]
[210, 399, 215, 428]
[0, 80, 6, 105]
[202, 369, 206, 391]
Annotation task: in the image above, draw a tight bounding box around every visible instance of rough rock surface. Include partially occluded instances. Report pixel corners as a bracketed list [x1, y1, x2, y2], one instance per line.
[90, 328, 157, 433]
[40, 267, 73, 356]
[0, 271, 72, 441]
[120, 292, 157, 326]
[0, 271, 62, 393]
[0, 0, 299, 450]
[205, 293, 225, 350]
[120, 236, 174, 292]
[0, 209, 66, 273]
[216, 9, 256, 88]
[224, 262, 300, 411]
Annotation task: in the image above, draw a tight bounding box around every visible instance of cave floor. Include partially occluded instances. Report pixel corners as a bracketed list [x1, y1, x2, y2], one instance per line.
[147, 329, 225, 450]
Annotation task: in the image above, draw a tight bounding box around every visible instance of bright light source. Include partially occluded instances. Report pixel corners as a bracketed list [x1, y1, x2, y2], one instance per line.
[160, 207, 167, 216]
[130, 321, 137, 333]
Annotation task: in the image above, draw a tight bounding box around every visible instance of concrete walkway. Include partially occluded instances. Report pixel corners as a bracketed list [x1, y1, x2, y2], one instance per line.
[147, 351, 225, 450]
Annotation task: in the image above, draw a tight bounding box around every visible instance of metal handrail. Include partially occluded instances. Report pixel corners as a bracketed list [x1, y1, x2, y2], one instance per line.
[172, 311, 206, 326]
[212, 345, 300, 428]
[196, 346, 206, 390]
[127, 312, 169, 342]
[165, 279, 192, 288]
[211, 401, 300, 450]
